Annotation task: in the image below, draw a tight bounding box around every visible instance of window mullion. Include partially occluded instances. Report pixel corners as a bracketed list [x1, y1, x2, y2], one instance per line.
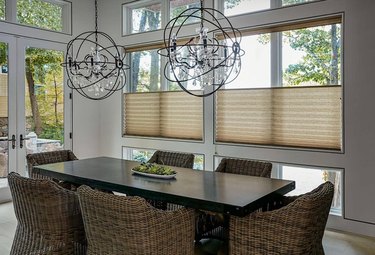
[5, 0, 16, 23]
[270, 32, 282, 87]
[270, 0, 282, 9]
[161, 56, 168, 91]
[163, 0, 169, 28]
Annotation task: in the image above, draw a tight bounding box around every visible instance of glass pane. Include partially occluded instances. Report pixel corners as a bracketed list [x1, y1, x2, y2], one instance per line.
[223, 34, 271, 89]
[0, 0, 5, 20]
[224, 0, 270, 16]
[224, 0, 317, 16]
[193, 154, 204, 170]
[129, 49, 161, 92]
[167, 46, 198, 91]
[17, 0, 63, 31]
[282, 24, 341, 86]
[170, 0, 200, 25]
[131, 149, 155, 162]
[0, 41, 8, 185]
[223, 21, 341, 89]
[282, 165, 342, 214]
[131, 3, 161, 34]
[25, 47, 64, 154]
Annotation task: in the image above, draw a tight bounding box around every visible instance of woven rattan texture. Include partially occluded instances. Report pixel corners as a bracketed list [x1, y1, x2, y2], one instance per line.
[148, 150, 195, 169]
[196, 158, 273, 241]
[229, 182, 334, 255]
[216, 158, 272, 177]
[8, 172, 86, 255]
[26, 150, 78, 179]
[147, 150, 195, 210]
[77, 185, 195, 255]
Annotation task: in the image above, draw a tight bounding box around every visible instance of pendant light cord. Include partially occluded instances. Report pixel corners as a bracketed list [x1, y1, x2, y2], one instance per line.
[95, 0, 98, 44]
[200, 0, 204, 29]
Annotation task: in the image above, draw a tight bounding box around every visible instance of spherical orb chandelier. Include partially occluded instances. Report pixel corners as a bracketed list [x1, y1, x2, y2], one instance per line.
[61, 0, 129, 100]
[158, 0, 244, 97]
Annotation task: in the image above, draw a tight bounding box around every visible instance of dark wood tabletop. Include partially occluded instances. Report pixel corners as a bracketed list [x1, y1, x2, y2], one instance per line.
[33, 157, 295, 217]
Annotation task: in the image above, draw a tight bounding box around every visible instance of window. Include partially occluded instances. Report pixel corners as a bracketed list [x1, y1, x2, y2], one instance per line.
[0, 0, 5, 20]
[222, 0, 319, 16]
[0, 0, 71, 32]
[223, 19, 341, 89]
[214, 156, 342, 215]
[17, 0, 68, 32]
[123, 45, 203, 140]
[129, 2, 161, 34]
[215, 17, 342, 150]
[280, 164, 342, 215]
[122, 147, 204, 170]
[123, 0, 201, 35]
[129, 49, 161, 92]
[170, 0, 200, 25]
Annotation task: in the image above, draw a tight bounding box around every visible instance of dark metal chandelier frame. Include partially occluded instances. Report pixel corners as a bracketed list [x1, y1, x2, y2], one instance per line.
[158, 0, 244, 97]
[61, 0, 129, 100]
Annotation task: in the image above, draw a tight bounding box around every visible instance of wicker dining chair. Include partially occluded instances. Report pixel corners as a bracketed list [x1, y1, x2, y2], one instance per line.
[8, 172, 86, 255]
[229, 181, 334, 255]
[196, 158, 273, 241]
[77, 185, 195, 255]
[26, 150, 78, 179]
[148, 150, 195, 169]
[216, 157, 272, 177]
[147, 150, 195, 209]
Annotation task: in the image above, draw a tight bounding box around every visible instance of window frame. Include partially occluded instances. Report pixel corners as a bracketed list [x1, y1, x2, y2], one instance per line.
[213, 14, 344, 153]
[122, 0, 203, 36]
[215, 0, 325, 18]
[1, 0, 72, 34]
[214, 155, 343, 215]
[123, 0, 165, 36]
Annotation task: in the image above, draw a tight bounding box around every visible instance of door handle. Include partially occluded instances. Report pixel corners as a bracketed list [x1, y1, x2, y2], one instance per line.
[20, 134, 30, 149]
[9, 135, 16, 149]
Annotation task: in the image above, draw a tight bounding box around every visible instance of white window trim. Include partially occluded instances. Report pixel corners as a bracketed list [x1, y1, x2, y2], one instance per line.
[3, 0, 71, 34]
[123, 0, 163, 35]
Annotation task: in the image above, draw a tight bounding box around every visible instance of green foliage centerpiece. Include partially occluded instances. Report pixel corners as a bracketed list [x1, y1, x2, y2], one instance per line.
[132, 162, 176, 176]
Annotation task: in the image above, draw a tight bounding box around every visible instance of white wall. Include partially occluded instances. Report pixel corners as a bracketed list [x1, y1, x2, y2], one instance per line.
[98, 0, 375, 237]
[70, 0, 101, 159]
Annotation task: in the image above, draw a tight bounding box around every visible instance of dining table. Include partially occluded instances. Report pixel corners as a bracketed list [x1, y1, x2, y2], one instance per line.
[33, 156, 295, 217]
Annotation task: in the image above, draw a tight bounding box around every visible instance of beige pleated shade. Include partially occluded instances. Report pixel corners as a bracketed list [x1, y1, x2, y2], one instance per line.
[124, 91, 203, 140]
[216, 85, 342, 150]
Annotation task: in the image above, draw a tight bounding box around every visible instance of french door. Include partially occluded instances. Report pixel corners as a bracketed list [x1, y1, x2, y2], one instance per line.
[0, 35, 72, 202]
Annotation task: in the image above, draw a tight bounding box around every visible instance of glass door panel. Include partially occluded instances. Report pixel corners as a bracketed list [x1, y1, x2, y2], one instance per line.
[0, 41, 9, 188]
[0, 36, 70, 201]
[0, 35, 17, 203]
[24, 47, 65, 155]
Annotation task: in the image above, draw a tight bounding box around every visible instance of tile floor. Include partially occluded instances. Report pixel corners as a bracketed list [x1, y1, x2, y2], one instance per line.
[1, 202, 375, 255]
